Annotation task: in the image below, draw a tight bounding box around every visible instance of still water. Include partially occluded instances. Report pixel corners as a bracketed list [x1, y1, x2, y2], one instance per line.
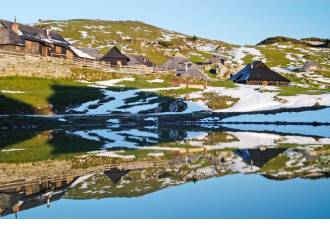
[1, 110, 330, 218]
[3, 174, 330, 219]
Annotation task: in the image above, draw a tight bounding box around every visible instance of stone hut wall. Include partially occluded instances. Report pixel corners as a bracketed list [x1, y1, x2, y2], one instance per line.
[0, 56, 73, 79]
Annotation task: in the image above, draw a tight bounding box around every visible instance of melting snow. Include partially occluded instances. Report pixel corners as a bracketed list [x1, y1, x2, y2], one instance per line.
[79, 31, 89, 38]
[231, 46, 263, 64]
[92, 78, 135, 87]
[147, 79, 165, 83]
[1, 90, 25, 94]
[69, 46, 94, 59]
[1, 148, 25, 152]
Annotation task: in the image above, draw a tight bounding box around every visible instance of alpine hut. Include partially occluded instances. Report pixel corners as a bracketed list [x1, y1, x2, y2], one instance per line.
[161, 54, 209, 80]
[179, 63, 210, 81]
[160, 53, 189, 70]
[301, 61, 320, 72]
[0, 19, 87, 59]
[230, 61, 290, 86]
[127, 54, 155, 67]
[99, 46, 130, 66]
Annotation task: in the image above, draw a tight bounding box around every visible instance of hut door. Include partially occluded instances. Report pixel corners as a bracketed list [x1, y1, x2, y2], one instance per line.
[40, 45, 48, 57]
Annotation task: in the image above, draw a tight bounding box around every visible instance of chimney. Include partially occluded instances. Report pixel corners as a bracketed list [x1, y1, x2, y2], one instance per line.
[46, 29, 50, 36]
[185, 62, 189, 71]
[12, 22, 19, 33]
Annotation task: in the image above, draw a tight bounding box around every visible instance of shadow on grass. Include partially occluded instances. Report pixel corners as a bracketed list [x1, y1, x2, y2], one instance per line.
[48, 85, 105, 114]
[0, 129, 104, 163]
[0, 94, 36, 115]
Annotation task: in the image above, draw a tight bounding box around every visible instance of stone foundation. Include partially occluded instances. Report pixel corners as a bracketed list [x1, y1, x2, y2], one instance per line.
[0, 56, 74, 79]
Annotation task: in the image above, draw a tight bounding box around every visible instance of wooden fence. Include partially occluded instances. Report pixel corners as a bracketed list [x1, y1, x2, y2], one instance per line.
[0, 49, 174, 75]
[0, 160, 169, 192]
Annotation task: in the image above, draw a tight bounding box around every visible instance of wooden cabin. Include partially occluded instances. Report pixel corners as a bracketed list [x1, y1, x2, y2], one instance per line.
[0, 19, 82, 59]
[127, 54, 155, 67]
[99, 47, 130, 66]
[230, 61, 290, 86]
[161, 54, 209, 80]
[301, 61, 320, 72]
[160, 53, 189, 70]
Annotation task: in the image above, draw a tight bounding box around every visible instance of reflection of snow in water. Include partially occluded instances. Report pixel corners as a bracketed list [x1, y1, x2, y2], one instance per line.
[70, 125, 330, 152]
[71, 128, 159, 149]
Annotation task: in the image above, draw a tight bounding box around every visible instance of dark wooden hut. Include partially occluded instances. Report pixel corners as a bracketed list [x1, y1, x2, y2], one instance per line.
[100, 47, 130, 66]
[230, 61, 290, 86]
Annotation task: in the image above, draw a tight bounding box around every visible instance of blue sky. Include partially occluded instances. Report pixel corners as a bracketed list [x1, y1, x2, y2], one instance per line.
[1, 0, 329, 45]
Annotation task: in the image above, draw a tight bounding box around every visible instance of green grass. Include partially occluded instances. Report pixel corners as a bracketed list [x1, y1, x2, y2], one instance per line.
[315, 70, 330, 78]
[258, 47, 290, 67]
[207, 80, 238, 89]
[189, 55, 205, 64]
[0, 76, 104, 114]
[200, 92, 239, 110]
[158, 88, 201, 98]
[203, 133, 238, 145]
[117, 80, 172, 89]
[260, 154, 290, 172]
[278, 85, 330, 96]
[243, 54, 255, 64]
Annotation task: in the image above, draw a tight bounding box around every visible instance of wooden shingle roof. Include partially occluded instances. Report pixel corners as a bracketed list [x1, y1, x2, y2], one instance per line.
[160, 54, 189, 70]
[0, 28, 25, 46]
[0, 19, 70, 48]
[231, 61, 290, 83]
[100, 47, 130, 61]
[127, 54, 155, 67]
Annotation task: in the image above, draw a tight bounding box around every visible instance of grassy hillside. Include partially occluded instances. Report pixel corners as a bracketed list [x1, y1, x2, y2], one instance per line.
[257, 36, 330, 48]
[35, 20, 330, 85]
[36, 19, 233, 65]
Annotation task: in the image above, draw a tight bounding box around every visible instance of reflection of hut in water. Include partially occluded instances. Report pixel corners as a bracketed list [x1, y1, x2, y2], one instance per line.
[235, 148, 287, 168]
[104, 168, 130, 184]
[0, 176, 82, 217]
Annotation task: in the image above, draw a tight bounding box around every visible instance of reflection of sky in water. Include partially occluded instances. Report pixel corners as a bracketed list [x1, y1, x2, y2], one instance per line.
[222, 107, 330, 123]
[222, 124, 330, 138]
[4, 174, 330, 219]
[1, 112, 330, 219]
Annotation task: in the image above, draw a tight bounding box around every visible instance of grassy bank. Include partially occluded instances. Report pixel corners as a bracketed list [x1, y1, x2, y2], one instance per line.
[0, 76, 104, 114]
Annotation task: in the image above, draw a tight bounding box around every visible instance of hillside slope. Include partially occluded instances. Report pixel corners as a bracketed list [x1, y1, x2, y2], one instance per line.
[35, 19, 330, 75]
[36, 19, 234, 65]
